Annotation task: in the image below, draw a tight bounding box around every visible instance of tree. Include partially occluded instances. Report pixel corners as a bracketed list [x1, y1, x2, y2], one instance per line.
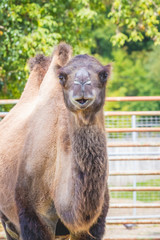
[102, 47, 160, 111]
[0, 0, 104, 98]
[0, 0, 160, 106]
[108, 0, 160, 46]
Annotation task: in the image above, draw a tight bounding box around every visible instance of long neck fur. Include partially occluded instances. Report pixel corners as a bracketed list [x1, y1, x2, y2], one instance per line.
[56, 110, 108, 233]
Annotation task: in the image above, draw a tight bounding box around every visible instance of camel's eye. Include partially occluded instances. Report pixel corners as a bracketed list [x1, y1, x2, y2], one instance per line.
[59, 73, 67, 87]
[98, 70, 108, 84]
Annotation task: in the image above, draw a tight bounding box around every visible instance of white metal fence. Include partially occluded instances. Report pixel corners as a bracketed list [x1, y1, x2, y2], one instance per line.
[103, 97, 160, 230]
[107, 115, 160, 222]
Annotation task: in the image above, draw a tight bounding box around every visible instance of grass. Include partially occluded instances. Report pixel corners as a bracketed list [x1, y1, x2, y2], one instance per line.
[110, 178, 160, 202]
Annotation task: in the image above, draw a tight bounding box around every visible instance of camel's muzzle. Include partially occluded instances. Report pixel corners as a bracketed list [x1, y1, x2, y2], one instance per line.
[70, 80, 96, 109]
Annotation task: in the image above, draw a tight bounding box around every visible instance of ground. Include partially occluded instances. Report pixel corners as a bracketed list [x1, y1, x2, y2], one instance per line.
[0, 224, 159, 240]
[104, 198, 160, 239]
[104, 224, 160, 240]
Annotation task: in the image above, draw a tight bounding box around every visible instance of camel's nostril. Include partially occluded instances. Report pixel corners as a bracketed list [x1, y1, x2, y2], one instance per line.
[76, 99, 88, 105]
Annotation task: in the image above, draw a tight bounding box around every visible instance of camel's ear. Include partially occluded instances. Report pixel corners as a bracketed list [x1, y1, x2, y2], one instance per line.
[52, 42, 72, 67]
[98, 64, 112, 84]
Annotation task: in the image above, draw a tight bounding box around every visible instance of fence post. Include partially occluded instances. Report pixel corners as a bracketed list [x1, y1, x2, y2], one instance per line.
[132, 115, 137, 217]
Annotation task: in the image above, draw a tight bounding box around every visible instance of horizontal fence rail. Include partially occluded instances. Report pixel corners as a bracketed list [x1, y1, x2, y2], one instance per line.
[108, 143, 160, 147]
[4, 111, 160, 117]
[106, 96, 160, 102]
[106, 219, 160, 225]
[1, 96, 160, 105]
[110, 204, 160, 208]
[110, 171, 160, 176]
[0, 99, 18, 105]
[109, 156, 160, 161]
[109, 152, 160, 156]
[107, 215, 160, 220]
[104, 110, 160, 116]
[110, 187, 160, 192]
[2, 111, 160, 118]
[106, 127, 160, 132]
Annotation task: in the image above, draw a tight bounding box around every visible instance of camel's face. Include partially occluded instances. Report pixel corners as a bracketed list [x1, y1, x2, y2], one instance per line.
[58, 55, 111, 114]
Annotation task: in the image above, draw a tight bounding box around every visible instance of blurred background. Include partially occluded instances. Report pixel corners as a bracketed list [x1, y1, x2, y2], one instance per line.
[0, 1, 160, 239]
[0, 0, 160, 110]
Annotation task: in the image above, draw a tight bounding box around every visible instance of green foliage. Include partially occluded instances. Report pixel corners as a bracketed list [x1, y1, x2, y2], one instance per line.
[91, 23, 116, 59]
[105, 47, 160, 111]
[0, 0, 104, 98]
[108, 0, 160, 46]
[92, 24, 160, 111]
[0, 0, 160, 112]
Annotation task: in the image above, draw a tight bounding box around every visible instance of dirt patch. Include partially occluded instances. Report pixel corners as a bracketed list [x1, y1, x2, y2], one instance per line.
[104, 224, 160, 239]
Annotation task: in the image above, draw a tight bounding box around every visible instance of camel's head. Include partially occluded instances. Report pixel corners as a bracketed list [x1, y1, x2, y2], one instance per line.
[58, 54, 111, 117]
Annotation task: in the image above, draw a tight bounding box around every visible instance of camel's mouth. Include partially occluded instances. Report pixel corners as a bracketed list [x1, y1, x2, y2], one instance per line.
[69, 90, 96, 110]
[74, 97, 92, 109]
[70, 96, 95, 110]
[76, 98, 88, 105]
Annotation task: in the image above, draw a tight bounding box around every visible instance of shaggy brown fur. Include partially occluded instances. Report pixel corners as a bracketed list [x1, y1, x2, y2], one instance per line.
[0, 42, 110, 240]
[28, 54, 51, 72]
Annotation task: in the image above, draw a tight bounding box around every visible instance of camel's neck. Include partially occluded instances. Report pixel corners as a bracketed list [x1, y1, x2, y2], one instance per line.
[72, 124, 107, 175]
[70, 108, 106, 131]
[56, 110, 108, 232]
[71, 122, 107, 218]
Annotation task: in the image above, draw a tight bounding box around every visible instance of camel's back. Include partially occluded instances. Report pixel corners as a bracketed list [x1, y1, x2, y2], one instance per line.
[0, 57, 50, 210]
[0, 43, 72, 228]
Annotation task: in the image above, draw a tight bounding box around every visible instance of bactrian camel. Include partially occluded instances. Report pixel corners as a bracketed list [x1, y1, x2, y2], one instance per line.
[0, 43, 111, 240]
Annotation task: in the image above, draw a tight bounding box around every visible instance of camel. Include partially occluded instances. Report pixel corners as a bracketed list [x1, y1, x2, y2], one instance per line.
[0, 43, 111, 240]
